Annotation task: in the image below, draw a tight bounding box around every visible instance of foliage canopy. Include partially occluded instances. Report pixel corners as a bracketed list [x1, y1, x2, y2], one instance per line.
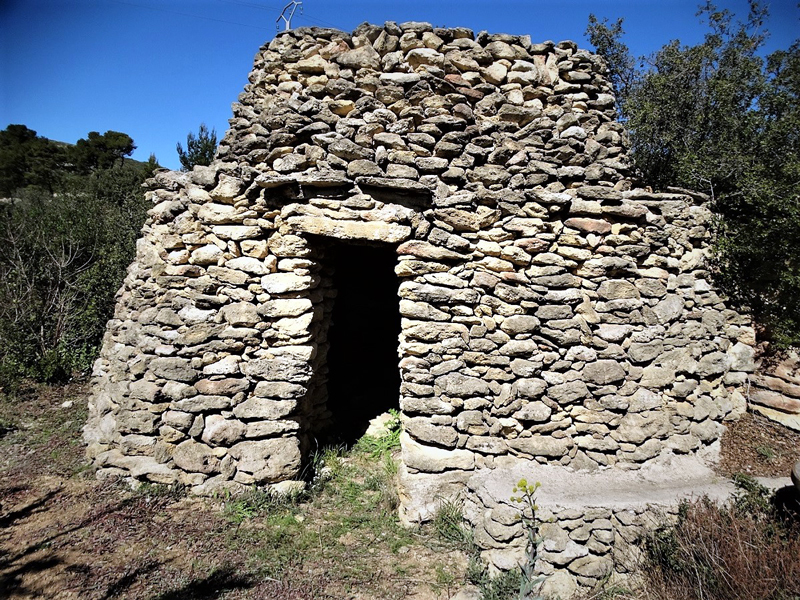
[587, 1, 800, 346]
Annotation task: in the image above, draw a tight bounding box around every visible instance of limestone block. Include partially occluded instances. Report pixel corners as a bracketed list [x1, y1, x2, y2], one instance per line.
[287, 215, 411, 243]
[597, 280, 640, 300]
[728, 341, 755, 372]
[696, 352, 730, 378]
[260, 273, 317, 294]
[245, 420, 301, 438]
[499, 315, 540, 335]
[101, 450, 177, 483]
[629, 341, 664, 364]
[613, 412, 669, 444]
[117, 410, 158, 434]
[253, 381, 306, 399]
[406, 417, 458, 447]
[568, 555, 613, 579]
[513, 401, 551, 422]
[259, 299, 312, 318]
[162, 381, 196, 401]
[509, 436, 571, 458]
[400, 396, 456, 415]
[540, 571, 579, 600]
[233, 398, 297, 420]
[202, 415, 246, 446]
[241, 358, 311, 383]
[190, 245, 222, 265]
[197, 203, 243, 225]
[582, 360, 626, 385]
[401, 432, 475, 472]
[229, 438, 302, 483]
[435, 372, 491, 397]
[515, 379, 547, 398]
[639, 366, 676, 388]
[203, 355, 241, 375]
[162, 410, 194, 430]
[335, 44, 381, 70]
[466, 436, 508, 454]
[399, 282, 480, 304]
[405, 322, 469, 343]
[212, 226, 261, 241]
[226, 257, 269, 275]
[653, 294, 684, 324]
[548, 380, 589, 404]
[178, 306, 214, 324]
[220, 302, 259, 326]
[541, 539, 589, 566]
[210, 174, 243, 203]
[435, 207, 499, 232]
[172, 440, 218, 474]
[195, 378, 249, 396]
[172, 395, 231, 413]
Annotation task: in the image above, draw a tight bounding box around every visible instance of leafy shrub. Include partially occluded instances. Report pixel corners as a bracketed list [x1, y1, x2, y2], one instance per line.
[0, 144, 153, 383]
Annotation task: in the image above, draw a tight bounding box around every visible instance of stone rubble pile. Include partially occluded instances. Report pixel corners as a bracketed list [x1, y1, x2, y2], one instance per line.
[84, 22, 758, 587]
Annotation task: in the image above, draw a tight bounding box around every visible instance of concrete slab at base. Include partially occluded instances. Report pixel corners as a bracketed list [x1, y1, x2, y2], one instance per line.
[399, 453, 792, 594]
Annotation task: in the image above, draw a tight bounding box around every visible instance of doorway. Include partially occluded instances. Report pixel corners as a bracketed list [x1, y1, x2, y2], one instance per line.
[323, 241, 401, 446]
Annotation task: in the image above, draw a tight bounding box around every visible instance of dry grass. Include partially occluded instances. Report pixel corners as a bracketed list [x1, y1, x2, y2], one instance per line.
[640, 478, 800, 600]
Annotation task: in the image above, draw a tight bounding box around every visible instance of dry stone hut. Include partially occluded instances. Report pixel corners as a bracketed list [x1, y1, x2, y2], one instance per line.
[85, 22, 758, 589]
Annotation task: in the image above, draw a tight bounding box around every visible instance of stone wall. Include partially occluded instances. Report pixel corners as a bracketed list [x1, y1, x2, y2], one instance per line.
[84, 21, 757, 586]
[750, 350, 800, 431]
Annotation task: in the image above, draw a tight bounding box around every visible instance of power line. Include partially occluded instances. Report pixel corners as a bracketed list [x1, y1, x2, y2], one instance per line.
[111, 0, 274, 32]
[217, 0, 343, 30]
[216, 0, 283, 13]
[293, 12, 342, 30]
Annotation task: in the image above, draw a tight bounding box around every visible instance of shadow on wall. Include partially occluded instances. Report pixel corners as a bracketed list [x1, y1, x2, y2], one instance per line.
[324, 241, 401, 446]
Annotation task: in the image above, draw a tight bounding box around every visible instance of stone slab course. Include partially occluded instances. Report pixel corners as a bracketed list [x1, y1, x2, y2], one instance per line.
[84, 21, 759, 591]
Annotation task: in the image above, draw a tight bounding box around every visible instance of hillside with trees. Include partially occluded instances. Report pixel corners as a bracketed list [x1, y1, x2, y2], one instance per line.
[0, 126, 158, 383]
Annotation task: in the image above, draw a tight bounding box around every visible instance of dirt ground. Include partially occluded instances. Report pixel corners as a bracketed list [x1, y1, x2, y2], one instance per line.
[1, 381, 798, 599]
[717, 410, 800, 477]
[0, 382, 472, 599]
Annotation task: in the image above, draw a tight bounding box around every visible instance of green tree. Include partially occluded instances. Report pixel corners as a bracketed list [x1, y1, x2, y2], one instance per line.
[176, 123, 217, 171]
[586, 2, 800, 345]
[0, 125, 67, 195]
[71, 130, 136, 172]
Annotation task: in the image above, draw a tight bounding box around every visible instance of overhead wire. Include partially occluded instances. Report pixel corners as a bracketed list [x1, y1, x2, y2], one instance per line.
[111, 0, 274, 31]
[114, 0, 344, 38]
[216, 0, 283, 13]
[217, 0, 343, 30]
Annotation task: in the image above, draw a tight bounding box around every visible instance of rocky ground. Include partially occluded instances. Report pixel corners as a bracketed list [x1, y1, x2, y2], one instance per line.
[1, 381, 797, 599]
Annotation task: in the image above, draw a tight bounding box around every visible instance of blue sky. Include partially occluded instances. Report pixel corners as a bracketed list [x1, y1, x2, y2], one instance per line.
[1, 0, 798, 170]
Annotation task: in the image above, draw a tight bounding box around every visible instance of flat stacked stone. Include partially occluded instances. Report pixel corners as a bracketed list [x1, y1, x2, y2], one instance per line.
[84, 22, 757, 588]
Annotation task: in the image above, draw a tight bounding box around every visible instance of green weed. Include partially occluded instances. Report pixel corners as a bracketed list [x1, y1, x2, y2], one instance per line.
[510, 478, 545, 599]
[756, 444, 776, 460]
[222, 486, 300, 524]
[477, 568, 524, 600]
[353, 409, 402, 457]
[433, 496, 475, 551]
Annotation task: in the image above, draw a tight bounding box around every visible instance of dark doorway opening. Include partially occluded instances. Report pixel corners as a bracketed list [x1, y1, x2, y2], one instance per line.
[324, 241, 401, 446]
